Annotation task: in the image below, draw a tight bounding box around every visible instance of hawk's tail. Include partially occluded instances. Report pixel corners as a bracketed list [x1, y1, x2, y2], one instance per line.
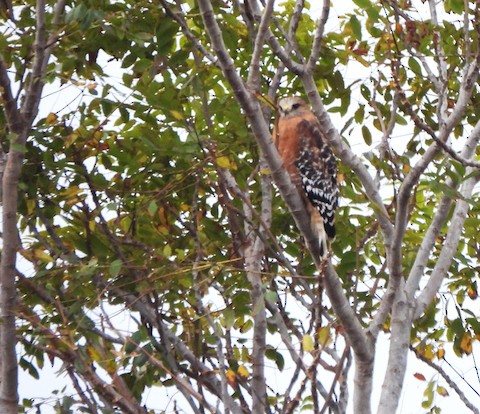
[310, 209, 329, 260]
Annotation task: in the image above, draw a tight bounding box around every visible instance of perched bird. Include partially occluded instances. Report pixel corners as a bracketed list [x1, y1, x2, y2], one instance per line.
[273, 96, 338, 259]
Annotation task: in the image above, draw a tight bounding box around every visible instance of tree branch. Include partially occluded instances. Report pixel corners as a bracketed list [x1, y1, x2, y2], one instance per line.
[406, 119, 480, 298]
[428, 0, 449, 123]
[410, 346, 480, 414]
[158, 0, 219, 68]
[263, 0, 306, 74]
[246, 0, 275, 89]
[414, 170, 479, 318]
[22, 0, 67, 123]
[388, 16, 480, 299]
[305, 0, 329, 74]
[324, 262, 374, 362]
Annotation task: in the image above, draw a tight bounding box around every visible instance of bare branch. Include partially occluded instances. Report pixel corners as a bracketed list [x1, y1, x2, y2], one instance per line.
[266, 30, 304, 75]
[266, 296, 334, 409]
[324, 262, 374, 362]
[247, 0, 275, 89]
[0, 56, 22, 133]
[411, 346, 480, 414]
[264, 0, 306, 74]
[428, 0, 449, 122]
[388, 20, 480, 296]
[405, 194, 452, 295]
[414, 170, 479, 318]
[159, 0, 219, 68]
[243, 161, 272, 412]
[266, 0, 310, 100]
[22, 0, 67, 123]
[406, 120, 480, 298]
[431, 135, 480, 169]
[305, 0, 330, 74]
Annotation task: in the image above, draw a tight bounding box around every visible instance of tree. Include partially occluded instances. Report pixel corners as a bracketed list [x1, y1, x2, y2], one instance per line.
[1, 0, 480, 413]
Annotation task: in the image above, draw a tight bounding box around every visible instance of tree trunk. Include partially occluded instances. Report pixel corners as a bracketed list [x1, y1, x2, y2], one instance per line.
[0, 148, 23, 414]
[377, 284, 413, 414]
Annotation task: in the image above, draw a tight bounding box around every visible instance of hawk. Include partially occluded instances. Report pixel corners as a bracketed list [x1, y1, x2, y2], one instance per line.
[273, 96, 338, 259]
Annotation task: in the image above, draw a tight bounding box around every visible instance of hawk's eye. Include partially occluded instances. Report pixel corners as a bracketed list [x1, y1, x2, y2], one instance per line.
[292, 103, 300, 109]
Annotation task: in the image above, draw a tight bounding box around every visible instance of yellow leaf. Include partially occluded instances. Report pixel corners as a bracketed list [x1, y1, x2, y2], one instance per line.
[226, 369, 236, 387]
[302, 334, 315, 353]
[64, 133, 78, 148]
[163, 244, 172, 258]
[403, 163, 411, 173]
[460, 332, 473, 354]
[467, 286, 478, 300]
[61, 186, 81, 199]
[423, 344, 434, 361]
[89, 220, 96, 232]
[169, 110, 184, 120]
[216, 155, 231, 169]
[104, 358, 117, 374]
[19, 249, 35, 261]
[317, 326, 332, 348]
[352, 53, 369, 67]
[437, 385, 449, 397]
[254, 91, 277, 111]
[237, 365, 249, 379]
[20, 248, 54, 264]
[86, 346, 102, 362]
[33, 249, 55, 263]
[45, 112, 58, 125]
[26, 199, 35, 215]
[93, 129, 103, 140]
[158, 206, 168, 226]
[436, 348, 445, 359]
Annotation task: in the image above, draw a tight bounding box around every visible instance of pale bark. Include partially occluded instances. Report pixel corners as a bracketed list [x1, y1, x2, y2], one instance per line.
[377, 282, 413, 414]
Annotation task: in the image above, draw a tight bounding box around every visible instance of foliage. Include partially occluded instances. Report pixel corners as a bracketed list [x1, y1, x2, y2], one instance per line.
[0, 0, 480, 413]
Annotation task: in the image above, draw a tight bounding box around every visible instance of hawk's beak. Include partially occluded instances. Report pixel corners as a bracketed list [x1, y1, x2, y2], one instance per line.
[279, 105, 290, 115]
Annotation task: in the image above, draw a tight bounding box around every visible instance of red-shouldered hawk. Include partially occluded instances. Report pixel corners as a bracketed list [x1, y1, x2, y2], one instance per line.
[273, 96, 338, 259]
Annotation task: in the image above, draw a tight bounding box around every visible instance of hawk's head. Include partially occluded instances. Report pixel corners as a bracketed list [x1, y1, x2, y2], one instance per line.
[277, 96, 308, 118]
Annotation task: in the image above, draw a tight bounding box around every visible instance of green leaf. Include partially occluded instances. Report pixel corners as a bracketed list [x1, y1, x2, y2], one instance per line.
[163, 244, 172, 258]
[466, 317, 480, 335]
[148, 200, 158, 216]
[350, 16, 362, 41]
[352, 0, 371, 8]
[408, 57, 422, 75]
[362, 125, 372, 145]
[445, 0, 464, 14]
[265, 347, 285, 371]
[422, 380, 435, 408]
[223, 307, 235, 330]
[109, 259, 122, 277]
[264, 290, 277, 304]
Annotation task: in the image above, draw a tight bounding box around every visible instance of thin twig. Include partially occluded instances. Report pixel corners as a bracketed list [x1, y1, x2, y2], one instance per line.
[411, 346, 480, 414]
